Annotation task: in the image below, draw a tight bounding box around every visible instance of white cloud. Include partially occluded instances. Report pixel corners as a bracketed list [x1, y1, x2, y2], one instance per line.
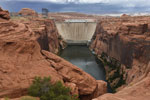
[5, 0, 108, 3]
[4, 0, 150, 6]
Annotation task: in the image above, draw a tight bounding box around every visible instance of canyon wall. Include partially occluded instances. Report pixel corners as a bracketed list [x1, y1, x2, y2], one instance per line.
[90, 16, 150, 99]
[11, 16, 65, 54]
[32, 19, 65, 54]
[0, 8, 106, 100]
[55, 22, 97, 43]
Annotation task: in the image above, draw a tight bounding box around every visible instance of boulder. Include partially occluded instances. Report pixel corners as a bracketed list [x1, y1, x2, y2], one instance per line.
[0, 7, 10, 20]
[65, 82, 79, 95]
[93, 80, 107, 98]
[80, 80, 107, 100]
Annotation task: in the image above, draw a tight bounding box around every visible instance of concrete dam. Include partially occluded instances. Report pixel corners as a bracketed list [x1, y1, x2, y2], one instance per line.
[55, 19, 97, 44]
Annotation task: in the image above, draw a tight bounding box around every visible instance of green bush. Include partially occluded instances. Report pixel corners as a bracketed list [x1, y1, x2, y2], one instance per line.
[28, 77, 79, 100]
[4, 97, 9, 100]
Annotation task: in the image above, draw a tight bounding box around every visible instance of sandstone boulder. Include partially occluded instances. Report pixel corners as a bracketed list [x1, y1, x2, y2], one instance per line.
[80, 80, 107, 100]
[65, 82, 79, 95]
[93, 80, 107, 98]
[0, 7, 10, 20]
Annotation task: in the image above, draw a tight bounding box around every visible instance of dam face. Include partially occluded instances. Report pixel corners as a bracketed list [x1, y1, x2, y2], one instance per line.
[55, 19, 97, 44]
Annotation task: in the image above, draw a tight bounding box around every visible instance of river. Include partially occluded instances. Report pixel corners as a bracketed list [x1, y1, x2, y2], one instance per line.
[60, 45, 106, 80]
[59, 45, 112, 92]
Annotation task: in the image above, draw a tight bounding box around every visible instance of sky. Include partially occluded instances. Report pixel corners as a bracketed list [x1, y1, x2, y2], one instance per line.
[0, 0, 150, 14]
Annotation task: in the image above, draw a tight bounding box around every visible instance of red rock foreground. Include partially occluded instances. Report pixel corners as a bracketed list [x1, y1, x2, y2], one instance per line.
[0, 7, 107, 100]
[90, 16, 150, 100]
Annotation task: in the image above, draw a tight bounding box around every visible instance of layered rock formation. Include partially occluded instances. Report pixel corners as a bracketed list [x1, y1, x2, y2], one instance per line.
[18, 8, 38, 17]
[11, 16, 65, 54]
[0, 7, 106, 100]
[90, 16, 150, 99]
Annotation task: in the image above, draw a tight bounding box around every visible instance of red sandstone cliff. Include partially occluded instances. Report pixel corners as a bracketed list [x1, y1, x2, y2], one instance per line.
[11, 16, 65, 54]
[90, 16, 150, 99]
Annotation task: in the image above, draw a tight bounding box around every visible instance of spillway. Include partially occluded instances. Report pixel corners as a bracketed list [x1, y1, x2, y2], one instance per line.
[55, 19, 97, 44]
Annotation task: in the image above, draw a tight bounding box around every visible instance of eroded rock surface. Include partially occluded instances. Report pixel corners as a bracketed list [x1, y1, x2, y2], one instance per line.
[11, 17, 65, 54]
[93, 68, 150, 100]
[0, 17, 63, 98]
[90, 16, 150, 99]
[80, 80, 107, 100]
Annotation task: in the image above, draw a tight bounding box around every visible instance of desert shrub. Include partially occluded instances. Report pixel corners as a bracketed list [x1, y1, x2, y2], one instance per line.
[4, 97, 9, 100]
[28, 77, 79, 100]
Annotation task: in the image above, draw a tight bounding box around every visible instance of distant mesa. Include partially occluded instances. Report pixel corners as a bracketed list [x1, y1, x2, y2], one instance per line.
[121, 14, 130, 17]
[18, 8, 38, 17]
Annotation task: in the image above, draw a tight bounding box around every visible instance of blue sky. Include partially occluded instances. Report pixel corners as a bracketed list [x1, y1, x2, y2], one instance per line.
[0, 0, 150, 14]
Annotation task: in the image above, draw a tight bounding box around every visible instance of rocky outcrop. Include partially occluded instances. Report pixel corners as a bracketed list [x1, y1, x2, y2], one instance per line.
[41, 50, 97, 95]
[11, 17, 65, 54]
[0, 7, 10, 20]
[0, 19, 63, 98]
[80, 80, 107, 100]
[90, 16, 150, 99]
[65, 82, 79, 95]
[0, 7, 106, 100]
[29, 19, 65, 54]
[93, 80, 107, 98]
[93, 67, 150, 100]
[18, 8, 38, 17]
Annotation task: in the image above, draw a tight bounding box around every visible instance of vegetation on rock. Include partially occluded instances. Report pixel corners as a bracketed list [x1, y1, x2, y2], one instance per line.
[28, 77, 79, 100]
[99, 52, 126, 92]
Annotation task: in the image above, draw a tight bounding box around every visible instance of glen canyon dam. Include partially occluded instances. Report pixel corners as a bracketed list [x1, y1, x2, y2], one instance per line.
[55, 19, 97, 44]
[0, 0, 150, 100]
